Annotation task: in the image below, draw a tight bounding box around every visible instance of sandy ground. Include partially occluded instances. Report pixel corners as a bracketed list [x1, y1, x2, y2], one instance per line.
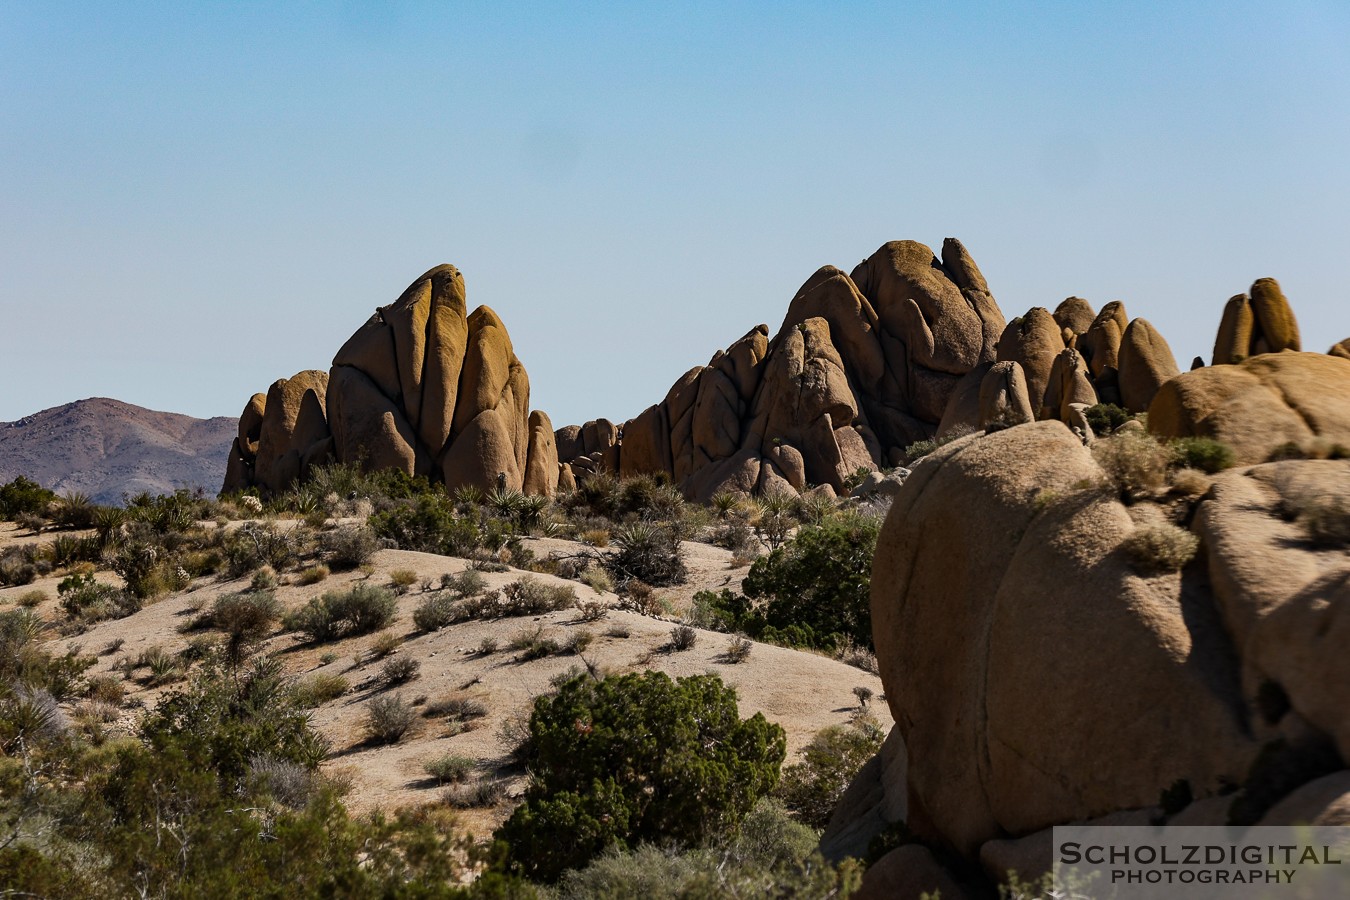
[2, 523, 889, 836]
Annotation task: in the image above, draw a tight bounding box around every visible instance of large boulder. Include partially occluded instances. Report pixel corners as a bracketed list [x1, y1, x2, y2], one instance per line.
[871, 422, 1258, 855]
[1117, 317, 1180, 413]
[253, 370, 331, 493]
[1211, 278, 1302, 364]
[1148, 352, 1350, 463]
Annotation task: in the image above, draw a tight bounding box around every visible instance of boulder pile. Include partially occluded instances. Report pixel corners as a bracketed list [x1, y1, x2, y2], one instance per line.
[223, 265, 559, 496]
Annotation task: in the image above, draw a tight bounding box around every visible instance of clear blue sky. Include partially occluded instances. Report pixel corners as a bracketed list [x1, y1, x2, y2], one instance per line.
[3, 1, 1348, 427]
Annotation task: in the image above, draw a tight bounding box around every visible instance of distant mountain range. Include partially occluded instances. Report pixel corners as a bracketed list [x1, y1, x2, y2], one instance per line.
[0, 398, 235, 505]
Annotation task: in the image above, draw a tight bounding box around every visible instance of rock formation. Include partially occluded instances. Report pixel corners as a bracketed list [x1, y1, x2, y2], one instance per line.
[829, 420, 1350, 892]
[1149, 352, 1350, 463]
[1212, 277, 1302, 364]
[223, 265, 559, 495]
[555, 239, 1006, 500]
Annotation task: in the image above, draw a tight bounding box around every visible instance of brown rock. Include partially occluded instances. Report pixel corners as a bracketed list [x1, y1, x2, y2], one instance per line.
[254, 370, 331, 493]
[936, 362, 992, 439]
[452, 306, 515, 440]
[1117, 318, 1181, 413]
[440, 406, 521, 493]
[1258, 772, 1350, 826]
[820, 726, 909, 863]
[1212, 294, 1255, 365]
[851, 239, 1003, 376]
[1249, 277, 1301, 354]
[332, 311, 402, 402]
[714, 324, 771, 401]
[853, 845, 973, 900]
[221, 438, 251, 493]
[523, 410, 559, 497]
[872, 422, 1256, 854]
[996, 308, 1065, 415]
[1078, 301, 1127, 378]
[239, 393, 266, 454]
[1042, 349, 1097, 422]
[554, 424, 583, 462]
[1053, 297, 1096, 336]
[1330, 339, 1350, 360]
[979, 361, 1035, 431]
[782, 267, 885, 387]
[326, 365, 418, 476]
[1148, 353, 1350, 464]
[764, 441, 807, 492]
[557, 462, 576, 493]
[618, 404, 672, 479]
[416, 266, 470, 457]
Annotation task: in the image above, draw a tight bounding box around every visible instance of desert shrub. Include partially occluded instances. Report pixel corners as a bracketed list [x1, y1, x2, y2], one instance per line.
[1296, 494, 1350, 546]
[389, 568, 418, 594]
[604, 622, 631, 639]
[776, 716, 886, 830]
[141, 654, 329, 786]
[494, 670, 785, 882]
[566, 630, 595, 654]
[580, 566, 614, 594]
[369, 494, 480, 557]
[297, 563, 329, 585]
[1170, 467, 1213, 498]
[1093, 430, 1169, 502]
[284, 584, 397, 643]
[0, 475, 55, 520]
[0, 550, 38, 586]
[901, 438, 938, 463]
[500, 576, 577, 616]
[412, 593, 458, 632]
[365, 693, 416, 744]
[245, 753, 322, 809]
[49, 492, 96, 530]
[57, 572, 139, 623]
[444, 777, 507, 809]
[697, 513, 880, 652]
[379, 655, 421, 687]
[724, 636, 753, 664]
[292, 672, 349, 708]
[370, 630, 402, 658]
[446, 568, 487, 596]
[424, 753, 474, 785]
[669, 624, 697, 651]
[477, 636, 499, 655]
[222, 521, 301, 576]
[250, 566, 279, 591]
[204, 591, 280, 657]
[85, 673, 125, 707]
[0, 609, 94, 700]
[607, 523, 686, 586]
[0, 684, 69, 750]
[852, 685, 874, 707]
[577, 598, 609, 622]
[1169, 437, 1236, 474]
[1084, 402, 1133, 436]
[16, 589, 46, 608]
[424, 693, 489, 722]
[1123, 523, 1201, 573]
[319, 523, 381, 570]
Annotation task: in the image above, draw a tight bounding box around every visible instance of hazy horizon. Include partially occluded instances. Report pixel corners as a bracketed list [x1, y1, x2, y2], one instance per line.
[4, 2, 1349, 427]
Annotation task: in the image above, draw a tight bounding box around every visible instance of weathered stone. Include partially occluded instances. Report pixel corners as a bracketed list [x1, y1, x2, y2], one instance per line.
[853, 845, 973, 900]
[554, 424, 583, 463]
[1331, 339, 1350, 361]
[979, 361, 1035, 431]
[239, 393, 266, 453]
[1042, 349, 1097, 422]
[254, 370, 331, 493]
[1078, 301, 1127, 377]
[1249, 277, 1301, 354]
[618, 404, 672, 479]
[1213, 294, 1255, 365]
[326, 365, 418, 476]
[1148, 353, 1350, 464]
[1118, 318, 1180, 413]
[523, 410, 559, 497]
[996, 308, 1065, 415]
[1053, 297, 1096, 336]
[872, 423, 1256, 855]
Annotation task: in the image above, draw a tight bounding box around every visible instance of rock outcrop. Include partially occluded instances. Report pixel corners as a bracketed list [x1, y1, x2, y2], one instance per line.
[555, 239, 1006, 499]
[1212, 277, 1302, 364]
[224, 265, 559, 495]
[1148, 352, 1350, 463]
[835, 420, 1350, 892]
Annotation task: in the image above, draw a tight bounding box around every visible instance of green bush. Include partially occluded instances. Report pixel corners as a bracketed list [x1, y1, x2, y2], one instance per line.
[284, 584, 397, 643]
[700, 514, 880, 652]
[140, 654, 329, 787]
[369, 493, 481, 557]
[1084, 402, 1133, 436]
[1093, 429, 1169, 502]
[57, 572, 140, 623]
[365, 693, 416, 744]
[607, 522, 687, 586]
[776, 716, 886, 829]
[412, 592, 459, 632]
[292, 672, 350, 708]
[204, 591, 281, 657]
[1169, 437, 1236, 474]
[0, 476, 55, 520]
[500, 576, 577, 616]
[495, 670, 785, 882]
[319, 523, 381, 570]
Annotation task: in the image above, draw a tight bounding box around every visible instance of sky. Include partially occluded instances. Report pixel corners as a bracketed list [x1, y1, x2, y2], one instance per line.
[3, 1, 1349, 427]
